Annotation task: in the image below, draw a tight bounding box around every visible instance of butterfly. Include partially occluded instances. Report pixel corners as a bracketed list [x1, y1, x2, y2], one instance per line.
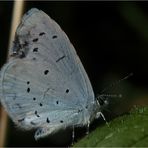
[0, 8, 105, 140]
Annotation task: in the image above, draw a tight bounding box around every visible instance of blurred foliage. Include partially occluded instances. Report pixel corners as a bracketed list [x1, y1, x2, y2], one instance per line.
[119, 3, 148, 43]
[74, 106, 148, 147]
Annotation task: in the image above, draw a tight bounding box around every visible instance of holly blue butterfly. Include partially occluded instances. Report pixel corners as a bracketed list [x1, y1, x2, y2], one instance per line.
[0, 8, 105, 140]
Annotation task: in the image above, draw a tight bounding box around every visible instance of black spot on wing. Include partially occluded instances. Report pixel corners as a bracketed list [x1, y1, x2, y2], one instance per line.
[33, 97, 36, 101]
[66, 89, 69, 93]
[32, 38, 38, 42]
[30, 121, 36, 125]
[52, 35, 57, 39]
[33, 48, 38, 52]
[32, 57, 36, 60]
[60, 120, 64, 123]
[39, 32, 45, 36]
[35, 111, 40, 117]
[56, 55, 66, 63]
[27, 88, 30, 93]
[44, 70, 49, 75]
[18, 118, 25, 122]
[21, 41, 28, 48]
[46, 117, 50, 123]
[39, 103, 43, 107]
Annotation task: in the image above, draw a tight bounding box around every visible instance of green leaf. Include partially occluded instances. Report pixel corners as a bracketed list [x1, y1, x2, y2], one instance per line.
[74, 106, 148, 147]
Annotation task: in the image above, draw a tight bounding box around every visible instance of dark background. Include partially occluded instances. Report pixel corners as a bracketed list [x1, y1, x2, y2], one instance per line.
[0, 1, 148, 147]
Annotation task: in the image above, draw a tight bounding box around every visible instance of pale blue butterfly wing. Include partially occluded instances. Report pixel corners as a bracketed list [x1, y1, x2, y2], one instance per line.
[0, 8, 98, 140]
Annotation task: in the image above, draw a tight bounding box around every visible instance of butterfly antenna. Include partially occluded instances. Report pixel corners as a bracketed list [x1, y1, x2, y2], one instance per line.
[96, 93, 122, 107]
[101, 73, 133, 93]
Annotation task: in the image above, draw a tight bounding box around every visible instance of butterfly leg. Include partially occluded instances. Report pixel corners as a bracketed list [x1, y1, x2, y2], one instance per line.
[95, 112, 109, 127]
[71, 125, 75, 145]
[86, 120, 90, 135]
